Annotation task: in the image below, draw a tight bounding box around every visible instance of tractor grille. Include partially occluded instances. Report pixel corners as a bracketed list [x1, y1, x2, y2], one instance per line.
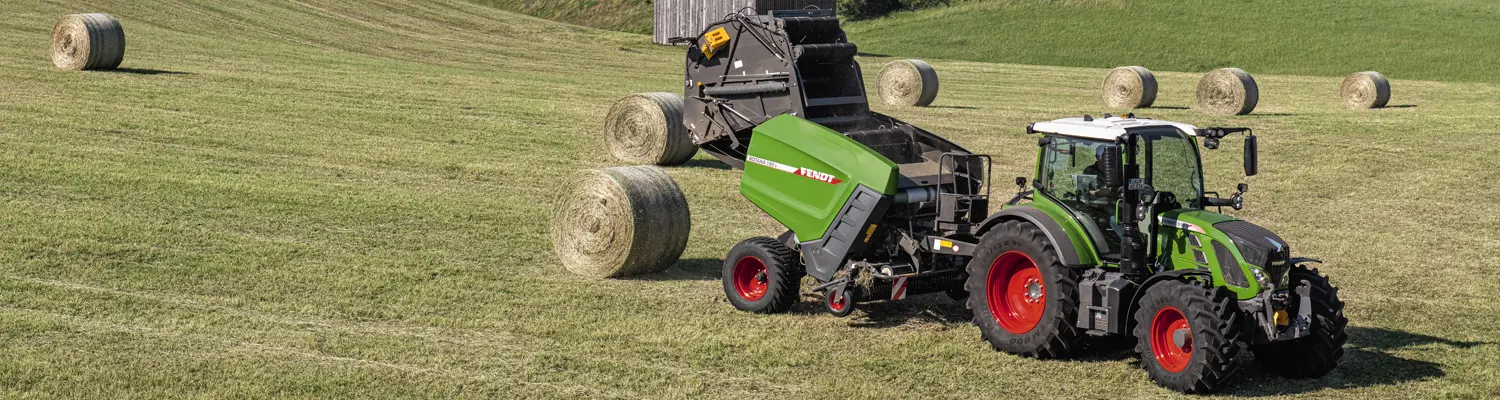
[1214, 220, 1292, 287]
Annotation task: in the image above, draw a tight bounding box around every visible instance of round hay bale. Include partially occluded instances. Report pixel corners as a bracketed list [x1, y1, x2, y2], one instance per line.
[1196, 68, 1259, 116]
[51, 13, 125, 71]
[877, 59, 940, 107]
[1341, 71, 1391, 109]
[552, 166, 691, 279]
[1103, 66, 1158, 108]
[603, 92, 696, 166]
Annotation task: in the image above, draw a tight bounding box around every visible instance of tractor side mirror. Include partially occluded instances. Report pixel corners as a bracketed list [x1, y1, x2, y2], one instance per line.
[1101, 146, 1123, 187]
[1244, 135, 1259, 177]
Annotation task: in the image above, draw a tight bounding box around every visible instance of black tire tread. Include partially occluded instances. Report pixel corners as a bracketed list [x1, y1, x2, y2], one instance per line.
[965, 220, 1085, 359]
[722, 237, 803, 314]
[1250, 265, 1349, 378]
[1133, 279, 1246, 393]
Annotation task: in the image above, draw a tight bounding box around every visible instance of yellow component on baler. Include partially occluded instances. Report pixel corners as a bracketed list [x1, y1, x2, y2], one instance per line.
[1274, 310, 1289, 326]
[701, 27, 731, 59]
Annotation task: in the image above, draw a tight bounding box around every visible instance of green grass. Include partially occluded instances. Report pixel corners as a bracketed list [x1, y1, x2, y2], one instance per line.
[466, 0, 652, 34]
[847, 0, 1500, 83]
[3, 0, 1500, 398]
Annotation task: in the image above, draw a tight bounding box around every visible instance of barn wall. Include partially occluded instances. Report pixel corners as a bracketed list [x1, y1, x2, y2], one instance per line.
[654, 0, 837, 45]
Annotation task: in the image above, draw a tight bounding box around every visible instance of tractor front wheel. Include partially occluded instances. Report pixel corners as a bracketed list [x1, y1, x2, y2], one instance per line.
[965, 220, 1084, 358]
[1133, 279, 1245, 393]
[1250, 265, 1349, 378]
[722, 237, 803, 313]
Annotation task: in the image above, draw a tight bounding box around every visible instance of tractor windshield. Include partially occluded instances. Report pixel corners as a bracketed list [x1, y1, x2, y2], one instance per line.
[1133, 128, 1204, 208]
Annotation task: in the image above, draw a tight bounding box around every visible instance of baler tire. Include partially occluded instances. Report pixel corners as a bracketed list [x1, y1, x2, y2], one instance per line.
[1250, 265, 1349, 378]
[965, 220, 1085, 358]
[722, 237, 803, 314]
[825, 287, 856, 317]
[1133, 279, 1246, 394]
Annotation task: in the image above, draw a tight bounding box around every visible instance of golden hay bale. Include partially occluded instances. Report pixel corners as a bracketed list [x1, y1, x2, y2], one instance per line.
[51, 13, 125, 71]
[1341, 71, 1391, 109]
[877, 59, 940, 107]
[603, 92, 696, 166]
[1196, 68, 1259, 116]
[552, 166, 691, 279]
[1103, 66, 1158, 108]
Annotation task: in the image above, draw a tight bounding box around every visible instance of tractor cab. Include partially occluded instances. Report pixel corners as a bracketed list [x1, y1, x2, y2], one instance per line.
[1024, 115, 1258, 279]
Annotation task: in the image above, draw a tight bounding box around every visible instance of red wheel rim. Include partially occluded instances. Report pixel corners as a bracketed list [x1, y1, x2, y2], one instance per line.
[1150, 306, 1194, 373]
[986, 251, 1045, 334]
[827, 291, 849, 312]
[732, 256, 769, 301]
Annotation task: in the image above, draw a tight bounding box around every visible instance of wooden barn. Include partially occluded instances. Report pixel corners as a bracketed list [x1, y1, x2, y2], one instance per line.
[653, 0, 837, 45]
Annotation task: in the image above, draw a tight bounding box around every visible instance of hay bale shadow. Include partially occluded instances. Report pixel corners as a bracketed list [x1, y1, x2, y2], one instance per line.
[927, 105, 978, 110]
[623, 258, 721, 281]
[681, 159, 731, 170]
[106, 68, 191, 75]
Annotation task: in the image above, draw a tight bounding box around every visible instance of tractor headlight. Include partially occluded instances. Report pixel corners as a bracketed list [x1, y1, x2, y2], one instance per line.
[1250, 267, 1273, 289]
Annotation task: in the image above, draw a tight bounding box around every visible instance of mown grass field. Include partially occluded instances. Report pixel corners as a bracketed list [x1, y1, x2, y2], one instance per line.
[2, 0, 1499, 398]
[464, 0, 652, 34]
[846, 0, 1500, 83]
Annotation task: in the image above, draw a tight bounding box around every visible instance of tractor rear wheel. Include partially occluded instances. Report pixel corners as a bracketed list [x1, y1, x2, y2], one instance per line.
[1250, 265, 1348, 378]
[1133, 279, 1245, 393]
[722, 237, 803, 314]
[965, 220, 1084, 358]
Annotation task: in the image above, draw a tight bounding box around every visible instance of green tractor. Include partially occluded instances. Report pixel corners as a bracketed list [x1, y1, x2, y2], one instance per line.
[974, 116, 1348, 392]
[679, 9, 1346, 393]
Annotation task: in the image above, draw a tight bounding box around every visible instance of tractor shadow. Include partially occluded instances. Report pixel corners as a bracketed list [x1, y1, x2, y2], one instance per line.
[1222, 326, 1491, 396]
[809, 293, 972, 328]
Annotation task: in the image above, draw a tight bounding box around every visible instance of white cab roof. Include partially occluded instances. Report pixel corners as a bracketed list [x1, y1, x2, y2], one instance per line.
[1031, 116, 1199, 141]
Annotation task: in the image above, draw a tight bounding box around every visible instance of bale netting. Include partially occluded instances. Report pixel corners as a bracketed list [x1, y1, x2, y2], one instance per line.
[877, 59, 940, 107]
[552, 166, 691, 279]
[1103, 66, 1158, 108]
[1196, 68, 1259, 116]
[1341, 71, 1391, 109]
[51, 13, 125, 71]
[603, 92, 696, 166]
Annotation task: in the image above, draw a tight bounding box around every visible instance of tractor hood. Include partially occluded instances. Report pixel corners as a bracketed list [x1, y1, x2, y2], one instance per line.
[1161, 209, 1293, 287]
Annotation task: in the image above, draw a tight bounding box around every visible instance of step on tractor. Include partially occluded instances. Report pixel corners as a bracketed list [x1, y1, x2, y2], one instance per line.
[678, 9, 1347, 393]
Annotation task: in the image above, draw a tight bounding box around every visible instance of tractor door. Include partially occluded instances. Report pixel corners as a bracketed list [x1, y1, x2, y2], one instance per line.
[1036, 135, 1123, 259]
[1126, 127, 1205, 270]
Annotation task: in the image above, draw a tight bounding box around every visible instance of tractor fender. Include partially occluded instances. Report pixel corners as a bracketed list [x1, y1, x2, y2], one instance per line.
[976, 207, 1085, 267]
[1125, 269, 1214, 330]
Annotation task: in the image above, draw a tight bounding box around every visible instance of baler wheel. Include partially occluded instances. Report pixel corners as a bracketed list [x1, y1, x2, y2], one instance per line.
[965, 220, 1084, 358]
[1133, 279, 1245, 393]
[722, 237, 803, 313]
[825, 287, 856, 317]
[1249, 265, 1348, 378]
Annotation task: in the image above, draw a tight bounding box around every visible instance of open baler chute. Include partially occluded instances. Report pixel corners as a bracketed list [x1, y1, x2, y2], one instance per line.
[684, 9, 991, 288]
[682, 10, 978, 189]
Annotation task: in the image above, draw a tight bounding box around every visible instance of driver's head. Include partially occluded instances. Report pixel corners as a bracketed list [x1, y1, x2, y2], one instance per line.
[1093, 146, 1109, 168]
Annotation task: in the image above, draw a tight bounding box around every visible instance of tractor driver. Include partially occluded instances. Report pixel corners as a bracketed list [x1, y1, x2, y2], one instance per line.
[1082, 146, 1125, 249]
